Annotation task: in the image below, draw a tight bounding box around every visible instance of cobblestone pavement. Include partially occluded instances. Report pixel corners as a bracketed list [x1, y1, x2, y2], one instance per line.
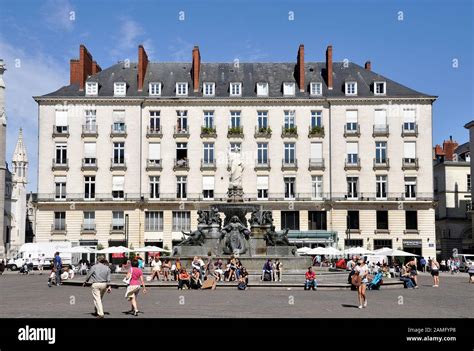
[0, 273, 472, 318]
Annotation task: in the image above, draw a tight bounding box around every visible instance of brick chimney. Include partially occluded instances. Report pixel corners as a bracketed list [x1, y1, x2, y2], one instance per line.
[365, 61, 371, 71]
[137, 45, 149, 92]
[297, 44, 305, 92]
[192, 46, 201, 92]
[326, 45, 333, 90]
[70, 44, 96, 91]
[443, 136, 458, 161]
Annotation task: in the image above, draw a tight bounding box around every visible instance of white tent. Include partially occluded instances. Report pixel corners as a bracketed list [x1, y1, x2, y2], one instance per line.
[59, 246, 95, 254]
[374, 248, 418, 257]
[343, 247, 375, 255]
[306, 247, 342, 256]
[134, 246, 172, 253]
[296, 247, 312, 254]
[96, 246, 131, 254]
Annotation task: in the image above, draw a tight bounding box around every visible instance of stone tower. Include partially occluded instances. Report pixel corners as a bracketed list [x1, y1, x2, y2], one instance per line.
[0, 60, 7, 259]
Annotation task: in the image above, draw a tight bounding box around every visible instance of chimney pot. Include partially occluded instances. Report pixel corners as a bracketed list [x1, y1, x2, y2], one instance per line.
[70, 44, 97, 91]
[137, 45, 149, 92]
[297, 44, 305, 92]
[192, 46, 201, 93]
[365, 61, 372, 71]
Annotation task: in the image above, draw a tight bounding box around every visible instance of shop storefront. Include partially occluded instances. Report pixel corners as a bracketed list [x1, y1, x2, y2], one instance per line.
[403, 239, 422, 257]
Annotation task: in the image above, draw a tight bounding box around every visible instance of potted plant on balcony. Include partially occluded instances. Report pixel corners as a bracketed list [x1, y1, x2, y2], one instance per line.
[309, 125, 324, 136]
[283, 126, 298, 136]
[201, 126, 216, 136]
[228, 126, 243, 136]
[258, 126, 272, 135]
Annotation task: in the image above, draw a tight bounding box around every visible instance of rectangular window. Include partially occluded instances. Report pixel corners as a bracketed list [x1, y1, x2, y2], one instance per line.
[376, 175, 387, 199]
[283, 82, 295, 96]
[85, 82, 98, 96]
[177, 176, 187, 199]
[311, 175, 323, 200]
[112, 176, 124, 199]
[347, 177, 358, 199]
[346, 110, 358, 131]
[55, 110, 68, 133]
[177, 110, 188, 131]
[148, 143, 161, 162]
[55, 177, 66, 200]
[374, 109, 387, 127]
[403, 109, 416, 130]
[230, 111, 241, 128]
[284, 177, 296, 199]
[284, 110, 296, 129]
[256, 82, 269, 96]
[113, 142, 125, 164]
[112, 110, 126, 132]
[404, 142, 416, 163]
[310, 82, 322, 96]
[281, 211, 299, 230]
[406, 211, 418, 230]
[347, 211, 359, 230]
[373, 239, 392, 250]
[308, 211, 327, 230]
[83, 211, 95, 230]
[468, 174, 471, 192]
[405, 177, 417, 199]
[172, 211, 191, 231]
[85, 110, 96, 130]
[230, 142, 241, 153]
[284, 143, 296, 163]
[149, 82, 161, 96]
[203, 111, 214, 129]
[54, 212, 66, 230]
[176, 82, 188, 96]
[311, 111, 322, 128]
[149, 111, 161, 131]
[112, 211, 124, 230]
[374, 82, 386, 95]
[84, 176, 96, 199]
[145, 211, 164, 231]
[84, 142, 96, 164]
[345, 239, 363, 248]
[375, 142, 387, 163]
[376, 210, 389, 230]
[345, 82, 357, 95]
[55, 143, 67, 164]
[203, 143, 215, 163]
[114, 82, 126, 96]
[176, 142, 188, 165]
[257, 143, 268, 164]
[149, 176, 160, 199]
[257, 111, 268, 129]
[203, 82, 215, 96]
[202, 176, 215, 200]
[310, 142, 323, 160]
[346, 142, 358, 163]
[257, 176, 269, 200]
[230, 83, 242, 96]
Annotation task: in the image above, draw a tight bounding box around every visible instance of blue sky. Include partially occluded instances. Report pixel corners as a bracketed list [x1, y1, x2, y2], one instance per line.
[0, 0, 472, 191]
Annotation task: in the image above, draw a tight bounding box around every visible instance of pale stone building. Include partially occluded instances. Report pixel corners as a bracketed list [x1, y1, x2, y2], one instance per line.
[34, 44, 437, 258]
[0, 59, 7, 259]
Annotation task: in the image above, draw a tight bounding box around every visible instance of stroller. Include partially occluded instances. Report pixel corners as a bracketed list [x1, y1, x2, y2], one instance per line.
[367, 272, 383, 290]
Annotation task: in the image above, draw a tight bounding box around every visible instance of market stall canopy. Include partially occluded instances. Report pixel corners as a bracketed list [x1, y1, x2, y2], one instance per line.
[374, 248, 418, 257]
[134, 246, 172, 253]
[59, 246, 95, 254]
[343, 247, 375, 255]
[96, 246, 131, 254]
[306, 247, 342, 256]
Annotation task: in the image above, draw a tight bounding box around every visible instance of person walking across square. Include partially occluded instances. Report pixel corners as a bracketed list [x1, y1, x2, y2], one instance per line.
[83, 256, 112, 318]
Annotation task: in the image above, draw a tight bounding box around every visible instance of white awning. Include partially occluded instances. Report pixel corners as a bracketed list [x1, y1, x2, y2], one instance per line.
[404, 142, 416, 158]
[374, 110, 387, 125]
[257, 176, 269, 189]
[346, 110, 358, 123]
[403, 109, 416, 123]
[112, 176, 124, 191]
[149, 143, 161, 159]
[84, 143, 96, 158]
[113, 110, 125, 122]
[310, 143, 322, 158]
[346, 142, 358, 154]
[55, 111, 68, 126]
[202, 176, 215, 190]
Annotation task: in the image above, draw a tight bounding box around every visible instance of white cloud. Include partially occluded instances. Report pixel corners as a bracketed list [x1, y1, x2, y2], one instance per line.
[169, 37, 193, 62]
[110, 18, 155, 60]
[41, 0, 76, 32]
[0, 39, 68, 191]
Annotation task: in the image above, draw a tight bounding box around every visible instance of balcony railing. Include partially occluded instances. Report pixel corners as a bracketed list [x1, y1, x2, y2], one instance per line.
[146, 126, 163, 138]
[146, 159, 162, 171]
[344, 124, 360, 137]
[81, 224, 96, 233]
[110, 125, 127, 138]
[52, 125, 69, 138]
[373, 158, 390, 170]
[308, 158, 325, 171]
[174, 158, 189, 171]
[110, 158, 127, 171]
[173, 126, 190, 138]
[51, 224, 67, 233]
[308, 125, 325, 138]
[402, 158, 419, 170]
[331, 192, 433, 201]
[344, 158, 361, 170]
[200, 159, 217, 171]
[281, 126, 298, 138]
[227, 126, 244, 138]
[401, 124, 418, 137]
[200, 126, 217, 138]
[82, 158, 98, 171]
[373, 124, 389, 137]
[82, 124, 98, 138]
[281, 159, 298, 171]
[52, 158, 69, 171]
[255, 159, 271, 171]
[254, 126, 272, 138]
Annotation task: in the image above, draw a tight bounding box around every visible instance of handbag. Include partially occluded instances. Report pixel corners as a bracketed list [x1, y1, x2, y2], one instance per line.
[123, 267, 132, 285]
[351, 273, 361, 287]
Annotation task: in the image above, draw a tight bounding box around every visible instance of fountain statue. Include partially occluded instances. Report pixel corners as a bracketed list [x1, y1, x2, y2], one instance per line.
[227, 149, 244, 202]
[219, 215, 251, 254]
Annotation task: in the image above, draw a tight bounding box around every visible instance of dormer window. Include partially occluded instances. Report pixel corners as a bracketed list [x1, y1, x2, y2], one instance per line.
[374, 81, 386, 95]
[85, 82, 98, 96]
[114, 82, 126, 96]
[230, 82, 242, 96]
[345, 82, 357, 96]
[283, 82, 296, 96]
[256, 82, 269, 96]
[149, 82, 161, 96]
[203, 82, 215, 96]
[176, 82, 188, 96]
[310, 82, 322, 96]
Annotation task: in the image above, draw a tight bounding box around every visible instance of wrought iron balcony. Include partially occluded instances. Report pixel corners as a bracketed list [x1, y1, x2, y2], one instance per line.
[173, 126, 190, 138]
[146, 159, 162, 171]
[308, 125, 325, 138]
[51, 224, 67, 234]
[52, 158, 69, 171]
[82, 158, 98, 171]
[110, 158, 127, 171]
[401, 124, 418, 137]
[254, 159, 271, 171]
[344, 124, 360, 137]
[344, 158, 361, 171]
[200, 159, 217, 171]
[174, 158, 189, 171]
[81, 224, 96, 234]
[227, 126, 244, 138]
[200, 126, 217, 138]
[373, 158, 390, 170]
[402, 158, 419, 170]
[146, 126, 163, 138]
[373, 124, 389, 137]
[110, 124, 127, 138]
[52, 125, 69, 138]
[281, 125, 298, 138]
[308, 158, 325, 171]
[81, 124, 98, 138]
[254, 126, 272, 138]
[281, 159, 298, 171]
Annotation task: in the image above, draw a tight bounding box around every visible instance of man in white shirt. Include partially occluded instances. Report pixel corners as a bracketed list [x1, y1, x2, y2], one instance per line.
[38, 254, 45, 275]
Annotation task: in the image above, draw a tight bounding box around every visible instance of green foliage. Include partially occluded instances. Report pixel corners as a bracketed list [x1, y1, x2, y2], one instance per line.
[284, 126, 298, 135]
[228, 126, 243, 135]
[201, 126, 216, 135]
[258, 126, 272, 134]
[310, 125, 324, 135]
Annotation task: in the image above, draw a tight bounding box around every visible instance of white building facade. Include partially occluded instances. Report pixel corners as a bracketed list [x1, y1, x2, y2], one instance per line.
[34, 44, 437, 258]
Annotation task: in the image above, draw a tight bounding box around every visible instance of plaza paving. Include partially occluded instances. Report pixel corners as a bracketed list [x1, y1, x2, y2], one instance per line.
[0, 272, 472, 318]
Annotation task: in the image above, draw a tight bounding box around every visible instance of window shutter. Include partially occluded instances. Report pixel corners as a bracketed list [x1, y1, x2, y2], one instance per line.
[112, 176, 124, 191]
[346, 142, 358, 154]
[113, 111, 125, 122]
[346, 110, 358, 123]
[257, 176, 269, 189]
[149, 143, 161, 159]
[403, 110, 416, 123]
[374, 110, 387, 125]
[404, 142, 416, 158]
[55, 111, 68, 126]
[84, 143, 96, 158]
[311, 143, 322, 158]
[55, 176, 66, 183]
[202, 176, 215, 190]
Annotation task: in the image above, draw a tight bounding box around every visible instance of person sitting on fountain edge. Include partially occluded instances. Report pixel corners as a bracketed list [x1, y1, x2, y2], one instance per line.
[304, 266, 317, 291]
